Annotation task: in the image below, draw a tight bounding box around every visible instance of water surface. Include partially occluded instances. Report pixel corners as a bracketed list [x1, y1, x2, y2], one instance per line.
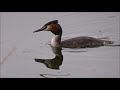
[0, 12, 120, 78]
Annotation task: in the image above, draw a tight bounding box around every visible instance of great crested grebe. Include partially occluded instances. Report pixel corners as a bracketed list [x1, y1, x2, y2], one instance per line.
[33, 20, 114, 48]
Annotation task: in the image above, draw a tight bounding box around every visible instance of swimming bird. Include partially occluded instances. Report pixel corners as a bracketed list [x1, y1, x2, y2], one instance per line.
[33, 20, 114, 48]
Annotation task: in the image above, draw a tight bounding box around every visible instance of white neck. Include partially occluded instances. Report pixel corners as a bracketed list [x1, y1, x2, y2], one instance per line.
[51, 35, 61, 47]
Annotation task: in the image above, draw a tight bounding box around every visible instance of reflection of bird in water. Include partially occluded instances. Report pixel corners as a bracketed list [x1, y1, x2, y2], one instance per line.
[34, 47, 63, 70]
[33, 20, 115, 48]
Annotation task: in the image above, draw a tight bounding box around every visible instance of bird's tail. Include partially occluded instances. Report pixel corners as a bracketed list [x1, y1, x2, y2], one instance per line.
[103, 40, 120, 47]
[97, 37, 120, 46]
[103, 40, 114, 45]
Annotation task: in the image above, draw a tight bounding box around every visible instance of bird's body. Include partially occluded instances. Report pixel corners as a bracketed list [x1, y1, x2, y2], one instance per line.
[61, 36, 114, 48]
[33, 20, 113, 48]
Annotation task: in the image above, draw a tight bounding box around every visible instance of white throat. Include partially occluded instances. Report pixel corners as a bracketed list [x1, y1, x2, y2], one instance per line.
[51, 35, 61, 47]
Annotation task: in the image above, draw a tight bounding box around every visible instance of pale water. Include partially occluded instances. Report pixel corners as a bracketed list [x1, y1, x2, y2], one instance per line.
[0, 12, 120, 78]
